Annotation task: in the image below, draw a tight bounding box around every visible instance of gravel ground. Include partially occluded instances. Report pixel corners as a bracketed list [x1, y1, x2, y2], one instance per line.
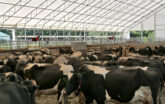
[36, 94, 79, 104]
[36, 87, 165, 104]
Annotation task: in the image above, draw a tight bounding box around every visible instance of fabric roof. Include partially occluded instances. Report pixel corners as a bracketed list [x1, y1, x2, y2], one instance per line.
[0, 0, 165, 32]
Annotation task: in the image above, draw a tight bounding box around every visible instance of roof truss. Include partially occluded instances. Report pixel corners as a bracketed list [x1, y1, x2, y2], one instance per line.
[0, 0, 164, 32]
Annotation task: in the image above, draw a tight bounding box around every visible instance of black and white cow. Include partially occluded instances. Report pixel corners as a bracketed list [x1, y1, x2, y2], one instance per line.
[0, 72, 23, 83]
[23, 63, 73, 90]
[121, 58, 165, 82]
[16, 63, 74, 102]
[105, 67, 162, 104]
[64, 70, 106, 104]
[0, 81, 36, 104]
[61, 57, 162, 104]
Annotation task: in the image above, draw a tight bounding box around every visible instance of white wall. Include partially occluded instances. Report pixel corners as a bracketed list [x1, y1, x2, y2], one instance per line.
[130, 7, 165, 41]
[155, 8, 165, 41]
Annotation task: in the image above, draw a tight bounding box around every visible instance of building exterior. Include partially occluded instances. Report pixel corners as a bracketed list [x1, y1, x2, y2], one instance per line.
[0, 32, 10, 41]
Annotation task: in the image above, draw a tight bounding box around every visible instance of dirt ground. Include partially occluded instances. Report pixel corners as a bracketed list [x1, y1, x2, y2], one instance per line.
[36, 88, 165, 104]
[36, 94, 79, 104]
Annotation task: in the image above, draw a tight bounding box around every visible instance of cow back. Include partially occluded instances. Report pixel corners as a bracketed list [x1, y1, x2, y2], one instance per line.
[0, 82, 36, 104]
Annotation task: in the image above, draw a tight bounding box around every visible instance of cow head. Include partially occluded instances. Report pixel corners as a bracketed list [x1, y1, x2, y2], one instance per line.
[5, 72, 23, 83]
[66, 57, 88, 73]
[24, 64, 39, 80]
[5, 58, 17, 72]
[64, 72, 81, 95]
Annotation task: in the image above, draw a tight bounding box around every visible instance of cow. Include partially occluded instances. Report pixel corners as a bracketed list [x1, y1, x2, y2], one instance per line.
[0, 65, 12, 73]
[58, 57, 93, 104]
[105, 67, 162, 104]
[54, 55, 69, 64]
[2, 53, 30, 73]
[120, 58, 150, 66]
[129, 47, 137, 53]
[19, 63, 73, 100]
[64, 70, 106, 104]
[154, 46, 165, 56]
[20, 62, 76, 102]
[3, 58, 17, 72]
[15, 56, 32, 72]
[0, 72, 23, 83]
[0, 54, 32, 75]
[60, 57, 162, 104]
[44, 57, 54, 63]
[0, 80, 36, 104]
[138, 46, 153, 56]
[24, 64, 63, 90]
[32, 56, 44, 63]
[59, 48, 73, 54]
[121, 58, 165, 82]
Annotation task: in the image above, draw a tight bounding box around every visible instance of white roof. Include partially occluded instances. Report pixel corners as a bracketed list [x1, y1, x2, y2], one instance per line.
[0, 0, 165, 32]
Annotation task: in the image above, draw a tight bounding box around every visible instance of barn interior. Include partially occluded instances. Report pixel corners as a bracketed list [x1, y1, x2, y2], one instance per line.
[0, 0, 165, 104]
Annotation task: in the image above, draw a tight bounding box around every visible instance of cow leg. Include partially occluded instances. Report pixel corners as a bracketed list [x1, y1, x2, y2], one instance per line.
[58, 89, 66, 104]
[64, 96, 68, 104]
[79, 92, 86, 104]
[158, 87, 162, 104]
[85, 98, 93, 104]
[57, 83, 66, 100]
[96, 100, 104, 104]
[95, 95, 106, 104]
[150, 85, 159, 104]
[57, 76, 68, 100]
[58, 88, 62, 100]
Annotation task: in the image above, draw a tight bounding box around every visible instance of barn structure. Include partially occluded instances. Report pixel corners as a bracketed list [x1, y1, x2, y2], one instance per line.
[1, 1, 165, 104]
[0, 0, 165, 49]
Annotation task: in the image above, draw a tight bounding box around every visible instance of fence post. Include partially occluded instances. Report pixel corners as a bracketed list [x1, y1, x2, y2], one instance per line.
[27, 40, 28, 50]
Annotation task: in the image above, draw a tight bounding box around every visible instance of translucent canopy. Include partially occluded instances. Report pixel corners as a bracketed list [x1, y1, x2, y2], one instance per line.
[0, 0, 165, 32]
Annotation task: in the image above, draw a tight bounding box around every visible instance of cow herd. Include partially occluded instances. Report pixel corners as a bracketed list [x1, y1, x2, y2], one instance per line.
[1, 45, 165, 104]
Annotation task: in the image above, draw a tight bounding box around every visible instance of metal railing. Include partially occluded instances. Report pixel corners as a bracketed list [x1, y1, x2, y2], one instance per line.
[0, 37, 164, 51]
